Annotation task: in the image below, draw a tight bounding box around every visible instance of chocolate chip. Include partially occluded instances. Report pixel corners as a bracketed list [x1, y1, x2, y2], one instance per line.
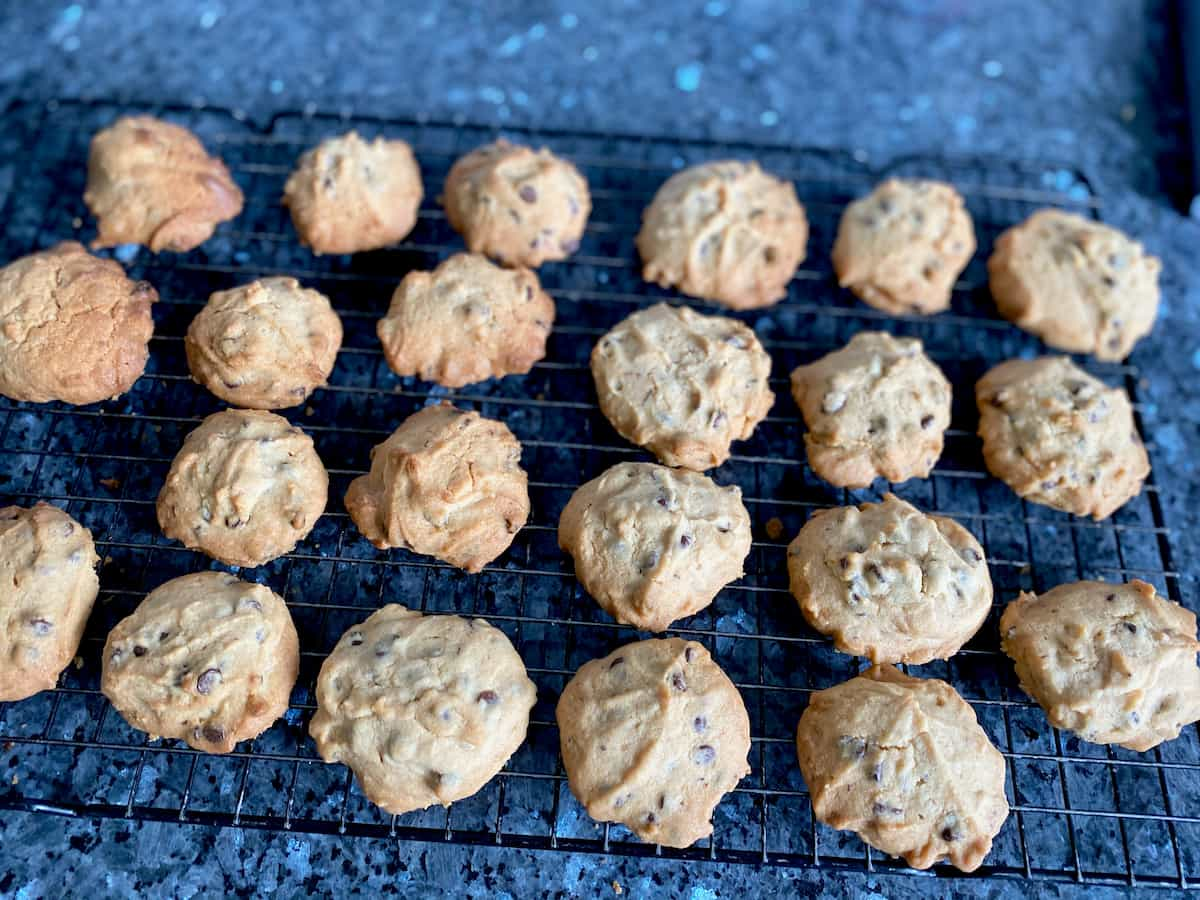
[680, 534, 693, 548]
[958, 547, 982, 565]
[349, 634, 364, 646]
[671, 673, 687, 692]
[1129, 710, 1141, 724]
[941, 825, 961, 842]
[477, 690, 499, 704]
[867, 563, 884, 582]
[560, 238, 580, 254]
[225, 517, 243, 529]
[1106, 594, 1116, 602]
[240, 598, 262, 612]
[518, 185, 537, 203]
[763, 246, 778, 264]
[920, 415, 934, 429]
[692, 745, 716, 764]
[568, 197, 580, 216]
[640, 551, 660, 572]
[645, 812, 657, 825]
[196, 669, 221, 694]
[1101, 275, 1116, 288]
[159, 631, 169, 642]
[711, 410, 727, 429]
[873, 802, 902, 817]
[838, 557, 851, 571]
[837, 735, 866, 760]
[868, 416, 887, 435]
[685, 646, 696, 663]
[872, 762, 883, 782]
[694, 716, 707, 733]
[609, 656, 625, 670]
[656, 495, 670, 508]
[133, 646, 147, 657]
[201, 725, 225, 744]
[109, 649, 123, 664]
[725, 334, 747, 349]
[1124, 622, 1137, 634]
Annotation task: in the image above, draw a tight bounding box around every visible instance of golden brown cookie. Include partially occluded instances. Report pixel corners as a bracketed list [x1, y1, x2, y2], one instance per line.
[556, 638, 751, 848]
[590, 303, 774, 470]
[832, 178, 976, 315]
[790, 332, 951, 489]
[309, 605, 537, 815]
[636, 160, 808, 310]
[185, 276, 343, 409]
[975, 356, 1149, 519]
[344, 403, 529, 573]
[443, 139, 590, 267]
[0, 242, 156, 405]
[796, 665, 1009, 872]
[988, 209, 1161, 361]
[282, 131, 424, 255]
[377, 253, 554, 388]
[787, 494, 991, 664]
[1000, 580, 1200, 752]
[558, 462, 751, 632]
[101, 571, 299, 753]
[0, 504, 100, 702]
[84, 115, 243, 252]
[157, 410, 328, 567]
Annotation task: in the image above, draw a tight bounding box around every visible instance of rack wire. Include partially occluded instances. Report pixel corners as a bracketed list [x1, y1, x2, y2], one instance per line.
[0, 98, 1194, 889]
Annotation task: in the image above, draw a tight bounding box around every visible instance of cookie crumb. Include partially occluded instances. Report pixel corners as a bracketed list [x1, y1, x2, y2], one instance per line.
[74, 656, 84, 669]
[765, 517, 784, 540]
[612, 881, 623, 895]
[99, 477, 122, 490]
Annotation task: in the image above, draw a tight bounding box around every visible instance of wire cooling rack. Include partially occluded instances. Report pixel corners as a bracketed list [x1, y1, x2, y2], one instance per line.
[0, 97, 1194, 889]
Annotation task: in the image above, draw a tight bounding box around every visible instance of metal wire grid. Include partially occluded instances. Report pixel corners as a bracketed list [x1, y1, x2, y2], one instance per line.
[0, 97, 1194, 889]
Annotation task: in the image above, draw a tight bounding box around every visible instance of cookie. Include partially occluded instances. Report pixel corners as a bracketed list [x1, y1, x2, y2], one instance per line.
[636, 160, 808, 310]
[790, 331, 951, 489]
[831, 178, 976, 315]
[344, 403, 529, 573]
[975, 356, 1149, 519]
[443, 139, 590, 267]
[987, 209, 1161, 361]
[0, 504, 100, 702]
[101, 571, 299, 753]
[309, 605, 536, 815]
[1000, 580, 1200, 751]
[558, 462, 751, 632]
[556, 638, 751, 848]
[0, 242, 156, 405]
[185, 276, 343, 409]
[157, 410, 328, 567]
[377, 253, 554, 388]
[796, 665, 1009, 872]
[84, 115, 243, 252]
[283, 131, 424, 255]
[787, 493, 991, 664]
[590, 303, 774, 470]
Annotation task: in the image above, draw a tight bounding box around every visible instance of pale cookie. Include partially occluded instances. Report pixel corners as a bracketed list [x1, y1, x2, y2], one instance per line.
[988, 209, 1161, 361]
[344, 403, 529, 573]
[185, 276, 343, 409]
[787, 493, 991, 664]
[790, 332, 951, 489]
[443, 139, 591, 267]
[636, 160, 808, 310]
[0, 504, 100, 701]
[157, 410, 328, 567]
[283, 131, 424, 255]
[309, 605, 537, 815]
[0, 242, 156, 405]
[84, 115, 243, 252]
[975, 356, 1149, 519]
[591, 303, 774, 470]
[556, 638, 751, 848]
[377, 253, 554, 388]
[1000, 580, 1200, 752]
[101, 571, 299, 753]
[832, 178, 976, 315]
[558, 462, 751, 632]
[796, 665, 1009, 872]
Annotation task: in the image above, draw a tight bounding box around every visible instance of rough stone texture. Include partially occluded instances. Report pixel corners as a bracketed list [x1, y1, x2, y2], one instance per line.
[0, 0, 1196, 896]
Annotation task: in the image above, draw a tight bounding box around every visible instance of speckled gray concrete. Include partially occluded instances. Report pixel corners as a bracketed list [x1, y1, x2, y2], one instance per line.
[0, 0, 1197, 897]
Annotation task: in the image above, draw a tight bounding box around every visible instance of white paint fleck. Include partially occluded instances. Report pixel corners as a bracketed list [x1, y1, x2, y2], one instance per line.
[752, 43, 774, 62]
[498, 34, 523, 57]
[983, 59, 1004, 78]
[269, 78, 284, 94]
[528, 22, 546, 40]
[199, 9, 220, 29]
[560, 13, 578, 29]
[675, 62, 703, 92]
[760, 109, 779, 127]
[1192, 347, 1200, 370]
[479, 85, 505, 104]
[49, 4, 82, 44]
[582, 45, 598, 61]
[704, 0, 727, 15]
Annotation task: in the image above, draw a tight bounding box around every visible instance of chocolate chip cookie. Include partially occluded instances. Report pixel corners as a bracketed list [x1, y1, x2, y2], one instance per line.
[157, 410, 328, 567]
[788, 493, 991, 664]
[988, 209, 1161, 361]
[796, 665, 1009, 872]
[558, 462, 751, 632]
[636, 160, 808, 310]
[443, 139, 590, 267]
[0, 504, 100, 702]
[975, 356, 1149, 519]
[309, 605, 537, 815]
[283, 131, 424, 255]
[377, 253, 554, 388]
[101, 571, 299, 753]
[0, 242, 156, 405]
[831, 178, 976, 315]
[84, 115, 243, 252]
[557, 638, 751, 848]
[1000, 579, 1200, 751]
[186, 276, 343, 409]
[344, 403, 529, 573]
[590, 303, 774, 470]
[790, 331, 951, 489]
